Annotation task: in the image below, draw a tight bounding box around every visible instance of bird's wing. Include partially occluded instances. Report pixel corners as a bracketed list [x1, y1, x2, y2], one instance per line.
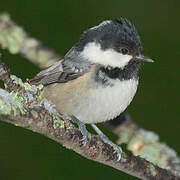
[30, 59, 84, 86]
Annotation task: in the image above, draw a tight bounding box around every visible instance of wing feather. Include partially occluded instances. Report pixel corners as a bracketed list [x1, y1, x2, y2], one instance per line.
[30, 59, 83, 86]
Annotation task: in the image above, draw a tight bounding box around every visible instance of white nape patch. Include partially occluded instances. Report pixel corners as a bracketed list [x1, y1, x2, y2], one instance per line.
[80, 42, 132, 69]
[70, 79, 138, 124]
[90, 20, 111, 30]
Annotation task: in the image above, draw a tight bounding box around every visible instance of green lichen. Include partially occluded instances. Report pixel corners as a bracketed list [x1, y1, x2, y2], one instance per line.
[4, 83, 7, 89]
[11, 105, 17, 116]
[0, 99, 11, 115]
[127, 136, 142, 151]
[31, 110, 38, 119]
[24, 83, 32, 91]
[10, 91, 17, 97]
[10, 75, 24, 86]
[40, 98, 47, 103]
[9, 91, 24, 103]
[10, 27, 24, 43]
[0, 13, 10, 22]
[139, 143, 168, 167]
[16, 96, 24, 102]
[19, 107, 27, 115]
[7, 35, 21, 54]
[37, 84, 44, 90]
[127, 134, 169, 168]
[120, 153, 128, 163]
[8, 75, 43, 104]
[119, 128, 131, 143]
[10, 75, 33, 91]
[140, 145, 160, 162]
[53, 116, 65, 129]
[0, 98, 26, 116]
[149, 164, 157, 176]
[0, 13, 24, 54]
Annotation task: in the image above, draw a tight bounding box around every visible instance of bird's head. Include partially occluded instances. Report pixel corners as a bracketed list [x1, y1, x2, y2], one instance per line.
[73, 18, 153, 69]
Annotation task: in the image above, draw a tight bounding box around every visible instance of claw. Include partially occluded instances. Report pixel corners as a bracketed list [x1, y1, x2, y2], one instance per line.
[111, 143, 122, 161]
[91, 123, 122, 161]
[71, 116, 91, 146]
[102, 134, 122, 161]
[80, 130, 91, 146]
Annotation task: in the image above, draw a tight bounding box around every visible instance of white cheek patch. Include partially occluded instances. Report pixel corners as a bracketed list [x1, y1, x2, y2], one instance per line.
[80, 42, 132, 68]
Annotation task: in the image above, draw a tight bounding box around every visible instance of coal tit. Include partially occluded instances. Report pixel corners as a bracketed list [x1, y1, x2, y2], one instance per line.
[31, 18, 153, 160]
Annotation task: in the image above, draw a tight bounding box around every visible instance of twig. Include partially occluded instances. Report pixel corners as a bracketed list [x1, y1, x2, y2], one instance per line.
[0, 13, 60, 69]
[104, 114, 180, 177]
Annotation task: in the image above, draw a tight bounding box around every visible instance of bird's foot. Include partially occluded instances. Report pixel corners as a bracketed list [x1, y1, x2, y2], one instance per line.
[71, 116, 91, 146]
[91, 123, 122, 161]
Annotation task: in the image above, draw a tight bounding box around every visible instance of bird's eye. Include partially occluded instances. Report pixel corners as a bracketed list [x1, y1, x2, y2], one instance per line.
[121, 48, 129, 55]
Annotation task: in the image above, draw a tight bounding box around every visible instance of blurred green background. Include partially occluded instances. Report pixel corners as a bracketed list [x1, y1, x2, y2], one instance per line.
[0, 0, 180, 179]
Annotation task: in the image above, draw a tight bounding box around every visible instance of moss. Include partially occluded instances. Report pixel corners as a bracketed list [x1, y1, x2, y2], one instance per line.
[31, 110, 38, 119]
[24, 83, 32, 91]
[0, 98, 26, 116]
[10, 91, 17, 97]
[7, 35, 21, 54]
[119, 128, 131, 143]
[40, 98, 46, 102]
[10, 91, 24, 103]
[10, 75, 24, 86]
[8, 75, 43, 104]
[16, 96, 24, 102]
[53, 116, 65, 129]
[0, 13, 10, 22]
[12, 106, 18, 116]
[0, 13, 24, 54]
[10, 75, 34, 92]
[127, 137, 142, 151]
[0, 99, 11, 115]
[37, 84, 44, 90]
[19, 107, 27, 115]
[139, 143, 168, 168]
[4, 83, 7, 89]
[149, 164, 157, 176]
[127, 134, 169, 168]
[120, 153, 128, 163]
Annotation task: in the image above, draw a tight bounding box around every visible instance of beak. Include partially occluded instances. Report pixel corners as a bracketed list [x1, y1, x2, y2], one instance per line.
[135, 55, 154, 63]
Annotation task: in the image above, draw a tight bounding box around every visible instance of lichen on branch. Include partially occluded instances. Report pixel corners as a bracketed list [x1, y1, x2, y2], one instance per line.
[0, 13, 60, 68]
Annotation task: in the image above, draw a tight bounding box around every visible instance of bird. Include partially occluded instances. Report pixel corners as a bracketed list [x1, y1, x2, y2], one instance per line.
[30, 18, 153, 160]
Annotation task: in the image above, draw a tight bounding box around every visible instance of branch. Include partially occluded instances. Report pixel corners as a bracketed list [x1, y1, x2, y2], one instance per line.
[104, 114, 180, 177]
[0, 53, 179, 180]
[0, 13, 60, 69]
